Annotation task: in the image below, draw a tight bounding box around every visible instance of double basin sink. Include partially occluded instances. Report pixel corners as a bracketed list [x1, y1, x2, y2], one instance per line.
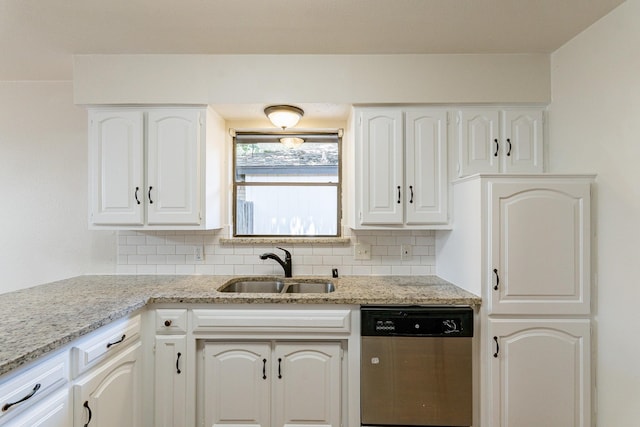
[218, 277, 335, 294]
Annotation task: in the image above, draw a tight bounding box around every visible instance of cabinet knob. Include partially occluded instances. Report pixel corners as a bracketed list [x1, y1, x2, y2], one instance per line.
[164, 320, 172, 327]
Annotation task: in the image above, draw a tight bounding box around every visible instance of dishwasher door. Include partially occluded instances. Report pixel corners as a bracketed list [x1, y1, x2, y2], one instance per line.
[361, 336, 472, 427]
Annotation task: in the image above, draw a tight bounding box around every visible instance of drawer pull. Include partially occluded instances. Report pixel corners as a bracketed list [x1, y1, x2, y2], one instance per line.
[262, 358, 267, 380]
[278, 357, 282, 379]
[83, 400, 93, 426]
[397, 186, 401, 204]
[409, 185, 414, 203]
[2, 383, 41, 411]
[506, 138, 512, 156]
[164, 320, 172, 327]
[176, 352, 182, 374]
[494, 139, 499, 157]
[148, 186, 154, 204]
[493, 336, 500, 358]
[493, 268, 500, 291]
[106, 334, 126, 349]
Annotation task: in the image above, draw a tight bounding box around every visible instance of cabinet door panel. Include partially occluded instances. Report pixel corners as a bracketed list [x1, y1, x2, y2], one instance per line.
[202, 342, 270, 427]
[5, 388, 71, 427]
[488, 319, 590, 427]
[154, 336, 187, 427]
[147, 110, 201, 225]
[405, 110, 448, 224]
[89, 111, 144, 225]
[458, 110, 499, 176]
[489, 180, 591, 315]
[360, 110, 404, 224]
[502, 110, 543, 173]
[273, 342, 341, 427]
[74, 341, 141, 427]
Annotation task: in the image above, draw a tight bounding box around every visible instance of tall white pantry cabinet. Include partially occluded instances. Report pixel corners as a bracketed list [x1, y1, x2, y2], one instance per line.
[436, 174, 594, 427]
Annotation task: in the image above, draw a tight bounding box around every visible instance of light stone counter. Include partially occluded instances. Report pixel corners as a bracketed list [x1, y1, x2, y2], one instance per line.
[0, 275, 479, 376]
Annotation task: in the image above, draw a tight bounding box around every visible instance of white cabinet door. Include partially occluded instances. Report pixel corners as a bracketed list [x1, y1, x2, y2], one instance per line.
[202, 342, 270, 427]
[405, 109, 448, 224]
[147, 110, 201, 225]
[360, 109, 404, 225]
[488, 319, 591, 427]
[502, 109, 543, 173]
[457, 108, 544, 176]
[458, 109, 500, 176]
[272, 342, 342, 427]
[89, 111, 144, 225]
[488, 179, 591, 315]
[74, 342, 141, 427]
[3, 388, 71, 427]
[154, 336, 187, 427]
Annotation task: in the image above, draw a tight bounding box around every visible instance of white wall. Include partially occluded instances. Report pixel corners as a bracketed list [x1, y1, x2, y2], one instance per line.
[73, 54, 551, 105]
[548, 0, 640, 425]
[0, 82, 116, 294]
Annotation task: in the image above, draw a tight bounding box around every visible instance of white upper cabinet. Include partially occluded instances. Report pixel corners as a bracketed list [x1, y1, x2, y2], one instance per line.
[457, 108, 543, 176]
[147, 110, 201, 225]
[349, 107, 448, 229]
[488, 179, 591, 315]
[360, 109, 404, 225]
[89, 111, 144, 225]
[88, 107, 224, 230]
[405, 109, 448, 225]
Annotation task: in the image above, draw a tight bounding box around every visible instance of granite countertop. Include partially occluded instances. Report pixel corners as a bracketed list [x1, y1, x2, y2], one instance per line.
[0, 275, 479, 377]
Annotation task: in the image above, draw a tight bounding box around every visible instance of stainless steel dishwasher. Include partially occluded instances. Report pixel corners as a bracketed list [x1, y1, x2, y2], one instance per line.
[360, 306, 474, 427]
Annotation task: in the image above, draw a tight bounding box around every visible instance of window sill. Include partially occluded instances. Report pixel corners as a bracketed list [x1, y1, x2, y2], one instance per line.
[219, 237, 351, 245]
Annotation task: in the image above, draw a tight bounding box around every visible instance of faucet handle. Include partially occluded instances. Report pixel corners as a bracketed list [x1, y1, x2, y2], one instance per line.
[276, 247, 291, 259]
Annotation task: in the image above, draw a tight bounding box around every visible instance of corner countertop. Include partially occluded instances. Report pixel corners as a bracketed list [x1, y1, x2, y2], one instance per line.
[0, 275, 479, 377]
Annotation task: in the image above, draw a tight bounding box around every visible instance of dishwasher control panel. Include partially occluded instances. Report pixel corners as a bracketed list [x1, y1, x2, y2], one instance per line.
[361, 306, 474, 337]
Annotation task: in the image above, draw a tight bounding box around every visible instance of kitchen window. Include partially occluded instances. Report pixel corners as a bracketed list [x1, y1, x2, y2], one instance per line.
[233, 131, 341, 237]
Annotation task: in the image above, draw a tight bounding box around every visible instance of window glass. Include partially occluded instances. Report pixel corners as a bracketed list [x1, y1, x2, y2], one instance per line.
[234, 133, 340, 237]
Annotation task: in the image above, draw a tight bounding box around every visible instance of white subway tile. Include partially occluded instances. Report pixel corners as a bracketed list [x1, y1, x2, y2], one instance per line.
[195, 265, 215, 275]
[322, 255, 343, 265]
[137, 265, 157, 274]
[234, 264, 254, 275]
[176, 265, 196, 274]
[215, 264, 234, 275]
[224, 255, 245, 264]
[372, 265, 392, 275]
[137, 245, 157, 255]
[119, 245, 137, 255]
[167, 255, 186, 265]
[156, 265, 177, 275]
[128, 255, 147, 264]
[352, 265, 373, 275]
[147, 255, 167, 265]
[391, 266, 412, 275]
[126, 236, 147, 245]
[116, 265, 137, 274]
[157, 245, 176, 255]
[312, 246, 333, 255]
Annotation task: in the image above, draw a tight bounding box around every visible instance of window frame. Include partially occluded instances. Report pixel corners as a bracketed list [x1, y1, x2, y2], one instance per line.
[232, 131, 342, 238]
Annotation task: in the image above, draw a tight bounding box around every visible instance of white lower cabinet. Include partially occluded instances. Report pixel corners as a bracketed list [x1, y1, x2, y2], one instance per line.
[73, 341, 142, 427]
[154, 335, 187, 427]
[2, 388, 71, 427]
[202, 341, 342, 427]
[488, 319, 591, 427]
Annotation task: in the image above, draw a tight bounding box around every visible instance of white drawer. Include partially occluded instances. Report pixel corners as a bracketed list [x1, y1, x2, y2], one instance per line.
[192, 308, 351, 333]
[0, 352, 68, 422]
[155, 309, 188, 334]
[71, 314, 141, 377]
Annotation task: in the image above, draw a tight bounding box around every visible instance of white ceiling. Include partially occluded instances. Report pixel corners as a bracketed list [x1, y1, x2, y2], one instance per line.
[1, 0, 624, 81]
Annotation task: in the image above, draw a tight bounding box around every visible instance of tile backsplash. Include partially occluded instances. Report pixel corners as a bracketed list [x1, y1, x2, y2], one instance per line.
[116, 228, 436, 276]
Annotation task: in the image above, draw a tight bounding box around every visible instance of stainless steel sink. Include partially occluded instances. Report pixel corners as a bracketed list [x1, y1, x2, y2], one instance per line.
[218, 278, 335, 294]
[284, 282, 335, 294]
[218, 280, 285, 293]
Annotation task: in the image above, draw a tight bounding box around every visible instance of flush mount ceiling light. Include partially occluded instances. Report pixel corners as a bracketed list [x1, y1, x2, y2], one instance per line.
[264, 105, 304, 129]
[279, 137, 305, 149]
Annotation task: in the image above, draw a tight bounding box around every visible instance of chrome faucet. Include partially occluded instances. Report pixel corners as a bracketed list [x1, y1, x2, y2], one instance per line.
[260, 247, 292, 278]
